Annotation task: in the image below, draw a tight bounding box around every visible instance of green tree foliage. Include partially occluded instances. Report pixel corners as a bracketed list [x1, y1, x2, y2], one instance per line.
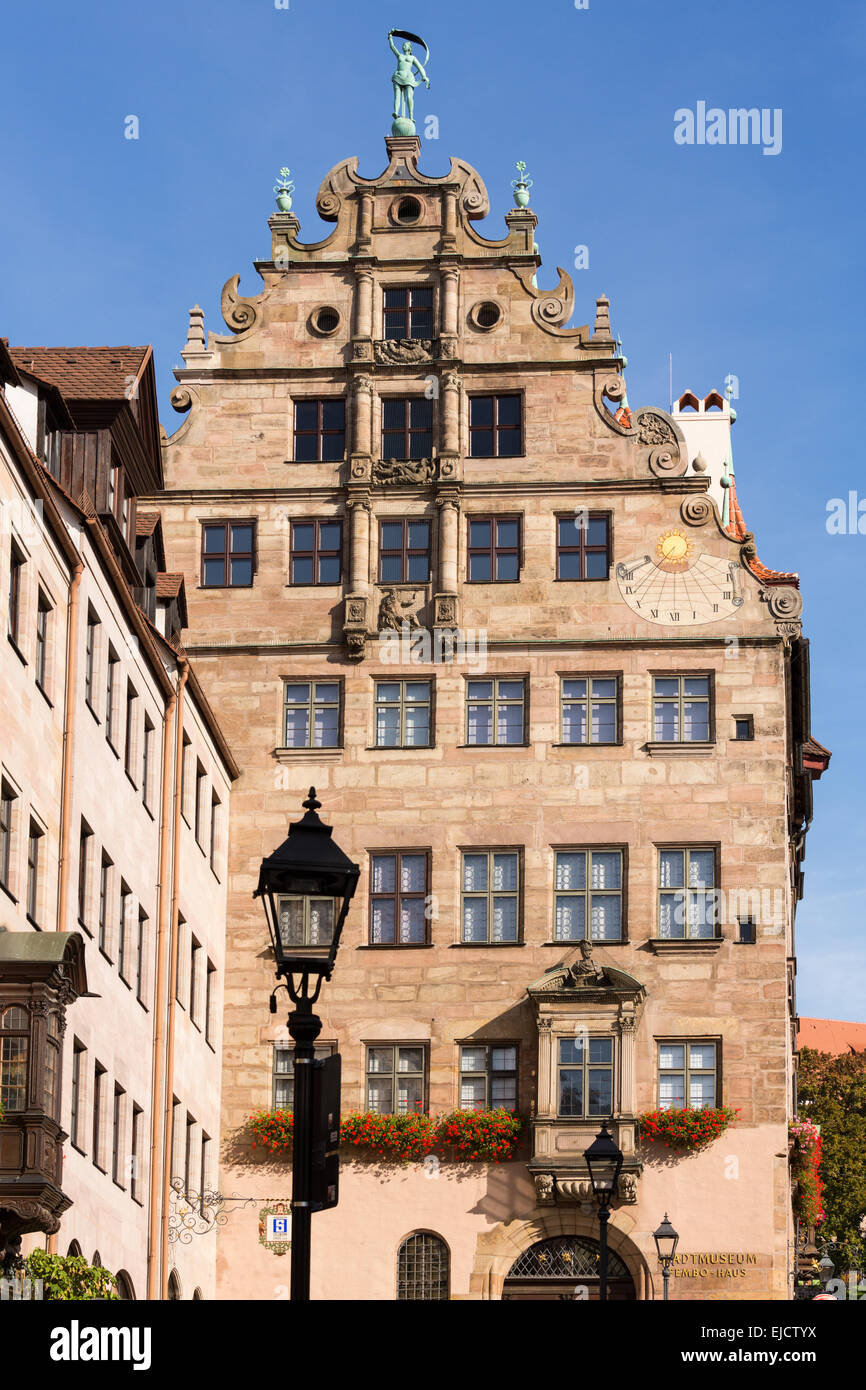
[797, 1047, 866, 1272]
[24, 1249, 118, 1300]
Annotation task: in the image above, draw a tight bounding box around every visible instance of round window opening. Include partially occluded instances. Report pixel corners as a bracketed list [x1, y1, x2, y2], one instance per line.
[472, 301, 502, 331]
[395, 196, 423, 224]
[312, 306, 341, 337]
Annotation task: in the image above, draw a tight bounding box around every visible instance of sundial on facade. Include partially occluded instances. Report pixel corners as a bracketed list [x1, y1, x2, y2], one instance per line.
[616, 528, 744, 626]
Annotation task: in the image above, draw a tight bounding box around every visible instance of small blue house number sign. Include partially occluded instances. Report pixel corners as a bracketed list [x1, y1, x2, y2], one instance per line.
[259, 1204, 292, 1256]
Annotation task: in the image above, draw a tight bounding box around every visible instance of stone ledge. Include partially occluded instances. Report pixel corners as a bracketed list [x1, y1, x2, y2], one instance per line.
[646, 938, 724, 954]
[644, 741, 715, 757]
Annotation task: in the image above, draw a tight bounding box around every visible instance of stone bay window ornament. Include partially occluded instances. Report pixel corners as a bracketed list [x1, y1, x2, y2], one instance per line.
[274, 168, 295, 213]
[388, 29, 430, 137]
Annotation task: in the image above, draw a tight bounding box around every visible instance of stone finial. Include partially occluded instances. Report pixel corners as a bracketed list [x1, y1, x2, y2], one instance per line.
[185, 305, 206, 352]
[693, 450, 708, 473]
[594, 294, 611, 336]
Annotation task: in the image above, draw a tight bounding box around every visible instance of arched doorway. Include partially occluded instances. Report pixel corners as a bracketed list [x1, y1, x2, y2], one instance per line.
[502, 1235, 636, 1301]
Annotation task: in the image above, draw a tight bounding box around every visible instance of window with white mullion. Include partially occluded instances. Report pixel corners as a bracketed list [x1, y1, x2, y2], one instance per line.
[554, 849, 623, 942]
[658, 848, 717, 939]
[370, 852, 427, 944]
[461, 851, 519, 943]
[459, 1044, 517, 1112]
[658, 1041, 717, 1110]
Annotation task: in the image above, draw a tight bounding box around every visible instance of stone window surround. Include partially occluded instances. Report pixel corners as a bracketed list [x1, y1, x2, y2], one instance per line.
[556, 671, 622, 748]
[459, 672, 529, 749]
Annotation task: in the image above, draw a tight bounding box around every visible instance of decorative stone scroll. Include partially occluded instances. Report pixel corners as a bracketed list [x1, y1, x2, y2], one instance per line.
[765, 586, 803, 620]
[220, 274, 261, 334]
[680, 496, 714, 527]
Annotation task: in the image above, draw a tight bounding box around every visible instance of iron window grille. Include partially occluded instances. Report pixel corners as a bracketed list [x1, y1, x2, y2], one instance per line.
[383, 287, 434, 340]
[458, 1045, 518, 1112]
[507, 1236, 629, 1281]
[653, 675, 712, 742]
[560, 677, 619, 745]
[461, 850, 520, 943]
[658, 847, 718, 939]
[554, 849, 624, 942]
[201, 522, 256, 587]
[289, 520, 343, 585]
[293, 399, 346, 462]
[381, 398, 434, 461]
[375, 680, 432, 748]
[366, 1044, 426, 1114]
[658, 1041, 718, 1109]
[396, 1233, 450, 1301]
[378, 519, 431, 584]
[557, 1036, 614, 1117]
[369, 852, 429, 944]
[468, 395, 523, 458]
[283, 680, 341, 748]
[556, 513, 610, 580]
[466, 516, 521, 581]
[466, 678, 526, 746]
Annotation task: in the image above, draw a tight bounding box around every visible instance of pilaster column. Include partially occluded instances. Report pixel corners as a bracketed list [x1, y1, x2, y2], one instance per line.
[441, 190, 458, 250]
[618, 1015, 637, 1117]
[354, 269, 374, 340]
[441, 369, 461, 456]
[440, 266, 459, 336]
[536, 1017, 554, 1118]
[357, 192, 373, 251]
[349, 498, 372, 593]
[352, 374, 374, 456]
[437, 497, 459, 594]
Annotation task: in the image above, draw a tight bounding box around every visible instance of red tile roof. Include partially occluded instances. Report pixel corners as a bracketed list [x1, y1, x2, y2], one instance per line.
[798, 1018, 866, 1055]
[7, 345, 151, 401]
[136, 511, 161, 538]
[156, 573, 184, 599]
[725, 475, 799, 585]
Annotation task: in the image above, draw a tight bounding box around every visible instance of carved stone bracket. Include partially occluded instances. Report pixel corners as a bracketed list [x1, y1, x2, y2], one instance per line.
[343, 593, 370, 661]
[680, 496, 715, 527]
[220, 274, 262, 334]
[533, 1170, 639, 1207]
[372, 458, 437, 486]
[633, 409, 686, 477]
[349, 457, 373, 483]
[373, 338, 437, 364]
[433, 593, 460, 628]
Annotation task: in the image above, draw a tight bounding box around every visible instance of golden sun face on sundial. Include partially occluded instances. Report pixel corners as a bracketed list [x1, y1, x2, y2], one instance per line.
[655, 528, 693, 571]
[616, 531, 744, 627]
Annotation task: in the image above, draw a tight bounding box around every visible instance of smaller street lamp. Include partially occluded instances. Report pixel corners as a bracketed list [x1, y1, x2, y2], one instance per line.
[653, 1213, 680, 1302]
[584, 1120, 624, 1302]
[817, 1252, 835, 1289]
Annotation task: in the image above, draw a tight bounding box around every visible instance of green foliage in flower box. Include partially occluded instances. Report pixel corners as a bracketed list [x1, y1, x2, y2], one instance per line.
[248, 1107, 524, 1164]
[638, 1106, 737, 1152]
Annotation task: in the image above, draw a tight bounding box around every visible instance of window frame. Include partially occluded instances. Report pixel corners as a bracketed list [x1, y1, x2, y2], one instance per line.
[98, 852, 114, 959]
[77, 820, 92, 932]
[458, 1043, 519, 1113]
[7, 541, 25, 648]
[292, 398, 347, 463]
[656, 844, 720, 941]
[382, 285, 434, 341]
[557, 1034, 615, 1119]
[377, 517, 432, 584]
[559, 674, 621, 746]
[0, 779, 17, 898]
[282, 679, 343, 750]
[555, 511, 612, 582]
[651, 672, 715, 744]
[105, 645, 119, 750]
[468, 393, 524, 459]
[396, 1232, 450, 1302]
[464, 676, 527, 747]
[656, 1038, 720, 1111]
[380, 397, 434, 463]
[465, 514, 522, 583]
[365, 1042, 428, 1115]
[374, 678, 433, 749]
[459, 847, 522, 945]
[289, 518, 344, 587]
[84, 607, 100, 713]
[26, 819, 43, 925]
[551, 845, 628, 944]
[200, 520, 257, 589]
[0, 1005, 29, 1114]
[35, 588, 51, 694]
[368, 850, 431, 946]
[272, 1040, 335, 1109]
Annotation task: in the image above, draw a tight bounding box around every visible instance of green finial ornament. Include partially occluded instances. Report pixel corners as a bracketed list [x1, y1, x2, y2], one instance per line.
[512, 162, 533, 208]
[274, 168, 295, 213]
[388, 29, 430, 137]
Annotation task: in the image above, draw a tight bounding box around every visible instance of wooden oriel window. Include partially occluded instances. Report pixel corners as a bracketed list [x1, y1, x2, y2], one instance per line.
[653, 675, 711, 742]
[7, 542, 24, 646]
[554, 849, 623, 942]
[293, 399, 346, 462]
[369, 852, 428, 944]
[558, 1036, 614, 1117]
[658, 1041, 718, 1110]
[469, 395, 523, 458]
[283, 681, 341, 748]
[378, 519, 431, 583]
[461, 850, 520, 943]
[201, 522, 255, 587]
[375, 680, 431, 748]
[556, 513, 611, 580]
[290, 520, 343, 585]
[561, 677, 619, 744]
[459, 1044, 518, 1112]
[366, 1044, 426, 1114]
[467, 516, 520, 581]
[383, 286, 433, 340]
[658, 847, 718, 939]
[381, 399, 433, 461]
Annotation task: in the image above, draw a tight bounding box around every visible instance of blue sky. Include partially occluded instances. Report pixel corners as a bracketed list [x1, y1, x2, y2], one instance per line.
[1, 0, 862, 1019]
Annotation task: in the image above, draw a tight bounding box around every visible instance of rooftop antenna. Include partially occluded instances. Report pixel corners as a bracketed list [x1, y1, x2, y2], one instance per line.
[669, 353, 673, 413]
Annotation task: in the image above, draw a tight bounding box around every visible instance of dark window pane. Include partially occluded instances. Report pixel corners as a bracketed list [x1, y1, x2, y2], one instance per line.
[295, 402, 318, 431]
[380, 556, 402, 582]
[410, 309, 433, 336]
[294, 434, 319, 461]
[497, 396, 521, 426]
[558, 518, 582, 547]
[384, 289, 405, 308]
[231, 525, 253, 554]
[319, 524, 341, 551]
[470, 397, 494, 427]
[409, 431, 432, 460]
[410, 289, 433, 307]
[382, 433, 405, 459]
[318, 556, 340, 584]
[408, 522, 429, 550]
[497, 520, 519, 549]
[321, 400, 345, 430]
[470, 430, 495, 457]
[383, 400, 405, 430]
[586, 519, 608, 547]
[407, 554, 429, 583]
[381, 523, 404, 550]
[203, 558, 224, 586]
[203, 526, 225, 555]
[559, 1072, 583, 1117]
[498, 428, 522, 456]
[410, 399, 432, 428]
[496, 552, 519, 581]
[320, 433, 344, 461]
[469, 520, 491, 548]
[292, 558, 314, 584]
[469, 553, 492, 582]
[558, 552, 583, 580]
[292, 524, 315, 552]
[230, 558, 252, 586]
[585, 551, 608, 579]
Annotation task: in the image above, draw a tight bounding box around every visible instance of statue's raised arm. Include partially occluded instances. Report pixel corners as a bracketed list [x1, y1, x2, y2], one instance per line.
[388, 28, 401, 59]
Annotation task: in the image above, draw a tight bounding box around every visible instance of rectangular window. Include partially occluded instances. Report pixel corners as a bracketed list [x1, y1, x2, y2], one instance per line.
[136, 908, 148, 1003]
[466, 678, 525, 746]
[293, 399, 346, 463]
[468, 395, 523, 458]
[85, 608, 99, 709]
[44, 1013, 60, 1118]
[381, 398, 433, 461]
[561, 677, 619, 745]
[273, 1042, 334, 1109]
[201, 521, 255, 587]
[467, 515, 521, 582]
[378, 518, 430, 583]
[1, 780, 17, 894]
[118, 882, 131, 982]
[112, 1084, 126, 1187]
[77, 821, 92, 928]
[461, 850, 520, 943]
[205, 960, 216, 1045]
[658, 847, 718, 940]
[459, 1044, 517, 1112]
[366, 1044, 426, 1114]
[375, 680, 431, 748]
[142, 714, 155, 809]
[738, 917, 756, 945]
[92, 1062, 106, 1170]
[275, 896, 335, 950]
[175, 914, 187, 1006]
[99, 853, 113, 957]
[105, 646, 119, 747]
[0, 1007, 28, 1112]
[124, 683, 138, 779]
[35, 589, 51, 691]
[658, 1041, 717, 1110]
[554, 849, 623, 942]
[556, 514, 610, 581]
[181, 733, 192, 821]
[283, 681, 341, 748]
[210, 792, 220, 873]
[26, 819, 42, 925]
[289, 519, 343, 585]
[8, 543, 24, 646]
[370, 852, 428, 945]
[200, 1132, 211, 1211]
[653, 675, 711, 742]
[71, 1040, 85, 1149]
[383, 286, 433, 340]
[131, 1103, 143, 1201]
[190, 936, 201, 1024]
[185, 1114, 195, 1195]
[195, 761, 206, 848]
[734, 716, 754, 741]
[558, 1036, 614, 1117]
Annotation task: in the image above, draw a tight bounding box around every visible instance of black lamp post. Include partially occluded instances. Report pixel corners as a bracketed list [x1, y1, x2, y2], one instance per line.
[254, 788, 359, 1302]
[584, 1120, 624, 1302]
[653, 1213, 680, 1301]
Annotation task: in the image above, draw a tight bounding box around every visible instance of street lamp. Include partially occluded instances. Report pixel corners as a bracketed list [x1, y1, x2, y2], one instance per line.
[255, 788, 359, 1301]
[817, 1252, 835, 1289]
[653, 1213, 680, 1301]
[584, 1120, 624, 1302]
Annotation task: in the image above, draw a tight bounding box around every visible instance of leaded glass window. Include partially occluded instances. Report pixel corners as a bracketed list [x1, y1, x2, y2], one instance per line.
[396, 1232, 449, 1301]
[461, 851, 520, 943]
[658, 848, 717, 939]
[554, 850, 623, 942]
